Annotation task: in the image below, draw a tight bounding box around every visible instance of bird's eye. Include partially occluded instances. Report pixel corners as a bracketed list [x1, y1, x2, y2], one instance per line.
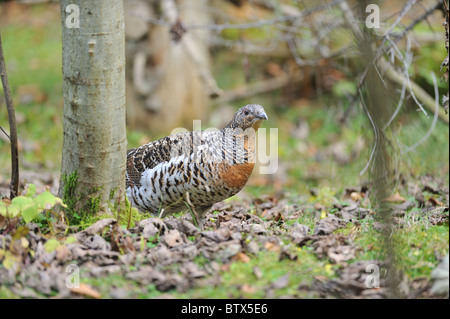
[243, 110, 249, 116]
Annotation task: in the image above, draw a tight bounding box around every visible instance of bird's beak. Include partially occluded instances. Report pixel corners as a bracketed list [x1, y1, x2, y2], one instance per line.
[256, 112, 268, 121]
[252, 111, 268, 131]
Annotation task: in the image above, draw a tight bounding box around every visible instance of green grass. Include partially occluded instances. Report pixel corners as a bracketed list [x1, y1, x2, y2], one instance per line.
[351, 216, 449, 280]
[0, 11, 63, 171]
[80, 272, 162, 299]
[77, 247, 338, 299]
[176, 249, 337, 299]
[0, 286, 19, 299]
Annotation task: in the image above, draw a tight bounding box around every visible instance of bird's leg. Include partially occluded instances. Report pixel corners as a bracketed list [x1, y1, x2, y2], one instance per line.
[184, 192, 202, 228]
[196, 206, 212, 230]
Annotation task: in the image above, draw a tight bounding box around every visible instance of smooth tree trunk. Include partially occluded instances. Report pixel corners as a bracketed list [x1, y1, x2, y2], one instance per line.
[58, 0, 126, 210]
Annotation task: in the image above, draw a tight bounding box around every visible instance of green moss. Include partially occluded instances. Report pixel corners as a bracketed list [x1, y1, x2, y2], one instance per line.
[61, 171, 105, 226]
[62, 170, 79, 223]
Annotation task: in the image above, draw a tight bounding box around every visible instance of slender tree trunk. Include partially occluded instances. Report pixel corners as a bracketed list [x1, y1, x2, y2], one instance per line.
[0, 33, 19, 199]
[58, 0, 126, 211]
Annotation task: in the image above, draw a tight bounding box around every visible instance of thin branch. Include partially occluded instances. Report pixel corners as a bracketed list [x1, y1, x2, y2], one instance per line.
[340, 0, 448, 125]
[403, 72, 440, 153]
[0, 33, 19, 199]
[383, 36, 412, 130]
[0, 126, 10, 141]
[386, 34, 428, 116]
[390, 0, 445, 39]
[137, 0, 347, 31]
[378, 56, 448, 124]
[383, 0, 418, 37]
[358, 87, 379, 176]
[213, 71, 304, 105]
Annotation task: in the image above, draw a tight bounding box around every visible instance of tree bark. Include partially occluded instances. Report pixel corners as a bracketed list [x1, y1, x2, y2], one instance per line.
[58, 0, 126, 209]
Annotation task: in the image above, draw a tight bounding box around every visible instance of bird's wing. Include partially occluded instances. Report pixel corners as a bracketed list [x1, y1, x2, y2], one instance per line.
[126, 131, 199, 188]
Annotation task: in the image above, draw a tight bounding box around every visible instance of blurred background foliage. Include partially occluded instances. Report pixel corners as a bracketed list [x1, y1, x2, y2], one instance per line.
[0, 0, 448, 198]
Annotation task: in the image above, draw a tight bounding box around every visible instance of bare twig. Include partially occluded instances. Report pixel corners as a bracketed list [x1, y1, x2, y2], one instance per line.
[0, 33, 19, 199]
[213, 71, 304, 105]
[385, 34, 428, 117]
[0, 126, 10, 141]
[358, 87, 379, 176]
[138, 0, 347, 31]
[340, 0, 448, 125]
[403, 72, 440, 153]
[383, 36, 412, 130]
[390, 0, 444, 39]
[383, 0, 418, 37]
[379, 57, 449, 124]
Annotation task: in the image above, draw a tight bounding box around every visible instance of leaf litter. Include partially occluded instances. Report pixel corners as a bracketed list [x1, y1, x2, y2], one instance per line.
[0, 175, 448, 298]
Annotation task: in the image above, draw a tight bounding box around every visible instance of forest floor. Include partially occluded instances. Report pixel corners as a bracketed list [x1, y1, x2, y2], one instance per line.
[0, 173, 448, 299]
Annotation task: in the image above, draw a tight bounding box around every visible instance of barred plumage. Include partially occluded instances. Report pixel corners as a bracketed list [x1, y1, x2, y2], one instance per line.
[125, 104, 268, 227]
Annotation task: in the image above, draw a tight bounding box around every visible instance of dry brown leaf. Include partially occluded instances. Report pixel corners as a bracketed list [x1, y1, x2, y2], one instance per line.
[232, 252, 250, 263]
[55, 245, 71, 262]
[241, 284, 257, 294]
[350, 192, 361, 202]
[161, 229, 185, 248]
[220, 263, 231, 272]
[264, 241, 280, 252]
[428, 197, 444, 207]
[70, 284, 101, 299]
[261, 209, 268, 218]
[77, 218, 116, 238]
[384, 192, 406, 203]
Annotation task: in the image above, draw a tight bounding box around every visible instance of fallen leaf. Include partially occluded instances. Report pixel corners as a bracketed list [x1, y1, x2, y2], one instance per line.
[350, 192, 361, 202]
[70, 284, 101, 299]
[55, 245, 71, 262]
[384, 192, 406, 203]
[241, 284, 257, 294]
[279, 246, 298, 261]
[328, 245, 355, 264]
[313, 215, 346, 235]
[44, 238, 60, 253]
[272, 274, 290, 289]
[261, 209, 268, 218]
[232, 252, 250, 263]
[288, 223, 310, 244]
[429, 197, 444, 207]
[220, 263, 231, 272]
[161, 229, 186, 248]
[253, 266, 263, 279]
[76, 218, 116, 240]
[264, 241, 280, 252]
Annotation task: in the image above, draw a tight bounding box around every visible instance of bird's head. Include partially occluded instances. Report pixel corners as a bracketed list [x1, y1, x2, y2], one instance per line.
[225, 104, 268, 131]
